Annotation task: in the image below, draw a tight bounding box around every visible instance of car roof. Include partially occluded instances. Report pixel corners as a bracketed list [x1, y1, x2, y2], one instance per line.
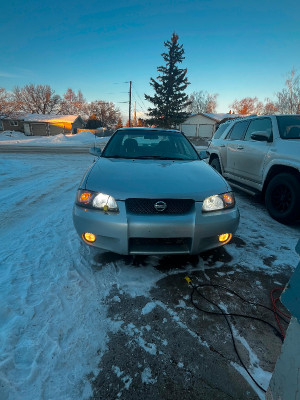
[116, 127, 182, 133]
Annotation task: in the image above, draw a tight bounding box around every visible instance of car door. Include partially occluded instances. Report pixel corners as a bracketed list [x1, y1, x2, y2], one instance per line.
[224, 120, 250, 175]
[232, 118, 273, 183]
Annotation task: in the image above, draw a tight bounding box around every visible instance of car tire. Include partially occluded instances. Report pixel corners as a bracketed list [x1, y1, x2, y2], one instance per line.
[210, 157, 222, 174]
[265, 173, 300, 224]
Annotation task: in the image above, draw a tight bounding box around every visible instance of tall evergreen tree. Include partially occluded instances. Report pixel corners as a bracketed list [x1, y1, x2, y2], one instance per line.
[145, 33, 191, 128]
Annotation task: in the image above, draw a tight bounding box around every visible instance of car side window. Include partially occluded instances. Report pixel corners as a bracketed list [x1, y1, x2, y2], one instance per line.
[213, 123, 229, 139]
[244, 118, 272, 141]
[227, 121, 249, 140]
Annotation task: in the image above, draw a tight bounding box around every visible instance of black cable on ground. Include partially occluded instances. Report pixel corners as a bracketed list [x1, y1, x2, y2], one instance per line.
[185, 277, 288, 394]
[195, 283, 290, 325]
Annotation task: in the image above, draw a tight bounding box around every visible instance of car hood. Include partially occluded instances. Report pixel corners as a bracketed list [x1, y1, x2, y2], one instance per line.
[84, 158, 231, 201]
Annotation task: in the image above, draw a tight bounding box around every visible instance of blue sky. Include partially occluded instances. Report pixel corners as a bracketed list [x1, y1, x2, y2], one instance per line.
[1, 0, 300, 119]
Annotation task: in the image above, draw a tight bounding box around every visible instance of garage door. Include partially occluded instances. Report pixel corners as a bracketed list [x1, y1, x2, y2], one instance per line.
[198, 124, 214, 138]
[31, 123, 48, 136]
[181, 124, 197, 137]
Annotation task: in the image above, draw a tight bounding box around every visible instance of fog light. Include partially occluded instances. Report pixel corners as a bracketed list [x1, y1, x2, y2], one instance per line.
[83, 232, 96, 242]
[218, 233, 232, 243]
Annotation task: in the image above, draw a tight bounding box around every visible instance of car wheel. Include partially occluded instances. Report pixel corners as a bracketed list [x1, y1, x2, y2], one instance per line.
[265, 173, 300, 224]
[210, 157, 222, 174]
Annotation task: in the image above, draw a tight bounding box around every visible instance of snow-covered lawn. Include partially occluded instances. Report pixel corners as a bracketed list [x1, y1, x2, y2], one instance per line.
[0, 150, 299, 400]
[0, 130, 108, 148]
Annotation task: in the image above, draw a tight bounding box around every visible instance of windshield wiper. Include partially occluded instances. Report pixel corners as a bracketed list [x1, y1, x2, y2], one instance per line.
[104, 155, 133, 159]
[135, 156, 187, 160]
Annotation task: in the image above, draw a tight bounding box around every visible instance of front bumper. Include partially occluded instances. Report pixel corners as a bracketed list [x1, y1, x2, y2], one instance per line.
[73, 201, 240, 255]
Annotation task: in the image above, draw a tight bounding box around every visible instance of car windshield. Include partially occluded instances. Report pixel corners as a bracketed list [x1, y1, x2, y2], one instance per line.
[276, 116, 300, 139]
[102, 129, 199, 160]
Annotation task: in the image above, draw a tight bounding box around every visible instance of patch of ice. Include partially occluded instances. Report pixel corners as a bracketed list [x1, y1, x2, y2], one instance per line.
[123, 323, 157, 355]
[175, 299, 186, 308]
[112, 366, 133, 391]
[141, 302, 157, 315]
[112, 365, 123, 378]
[155, 301, 209, 348]
[141, 367, 157, 384]
[111, 263, 165, 298]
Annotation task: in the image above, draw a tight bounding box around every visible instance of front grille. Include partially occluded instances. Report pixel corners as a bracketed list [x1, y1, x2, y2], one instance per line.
[126, 198, 194, 215]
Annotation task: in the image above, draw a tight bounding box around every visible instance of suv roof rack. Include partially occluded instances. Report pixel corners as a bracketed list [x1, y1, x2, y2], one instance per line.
[219, 114, 259, 126]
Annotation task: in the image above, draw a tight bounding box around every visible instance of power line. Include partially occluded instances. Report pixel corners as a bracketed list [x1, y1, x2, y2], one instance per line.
[132, 83, 148, 112]
[131, 93, 145, 114]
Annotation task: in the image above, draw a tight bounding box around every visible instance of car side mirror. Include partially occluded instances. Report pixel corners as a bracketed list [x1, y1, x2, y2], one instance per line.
[199, 150, 209, 160]
[89, 146, 102, 157]
[250, 131, 271, 142]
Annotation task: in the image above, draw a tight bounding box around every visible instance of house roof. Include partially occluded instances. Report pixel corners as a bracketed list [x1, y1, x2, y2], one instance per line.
[188, 113, 242, 122]
[202, 113, 242, 122]
[4, 113, 81, 123]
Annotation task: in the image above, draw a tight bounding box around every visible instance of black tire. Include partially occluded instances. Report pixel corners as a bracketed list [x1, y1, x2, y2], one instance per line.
[210, 157, 222, 174]
[265, 173, 300, 224]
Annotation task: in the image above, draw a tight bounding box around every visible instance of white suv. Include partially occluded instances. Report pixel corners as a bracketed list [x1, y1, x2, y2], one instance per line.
[207, 115, 300, 224]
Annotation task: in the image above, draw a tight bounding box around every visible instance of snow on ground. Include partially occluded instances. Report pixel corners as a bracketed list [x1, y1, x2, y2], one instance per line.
[0, 150, 299, 399]
[0, 153, 169, 399]
[219, 303, 272, 400]
[0, 130, 108, 147]
[226, 190, 298, 273]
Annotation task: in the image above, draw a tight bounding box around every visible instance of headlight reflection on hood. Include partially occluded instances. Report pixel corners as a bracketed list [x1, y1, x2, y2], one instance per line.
[202, 192, 235, 212]
[76, 190, 119, 212]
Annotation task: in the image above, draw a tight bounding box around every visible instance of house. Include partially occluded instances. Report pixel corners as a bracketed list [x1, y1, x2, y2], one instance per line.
[0, 116, 4, 132]
[1, 113, 85, 136]
[179, 113, 241, 139]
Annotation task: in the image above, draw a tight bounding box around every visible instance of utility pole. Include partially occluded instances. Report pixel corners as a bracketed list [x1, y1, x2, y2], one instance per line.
[129, 81, 132, 127]
[134, 101, 137, 126]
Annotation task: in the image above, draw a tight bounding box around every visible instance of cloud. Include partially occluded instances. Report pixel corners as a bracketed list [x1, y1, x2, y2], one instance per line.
[0, 71, 20, 78]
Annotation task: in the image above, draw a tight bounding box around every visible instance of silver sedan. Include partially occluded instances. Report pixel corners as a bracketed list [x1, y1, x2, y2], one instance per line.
[73, 128, 240, 255]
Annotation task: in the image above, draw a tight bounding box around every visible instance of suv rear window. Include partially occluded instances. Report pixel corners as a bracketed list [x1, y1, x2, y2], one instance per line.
[276, 116, 300, 139]
[227, 120, 249, 140]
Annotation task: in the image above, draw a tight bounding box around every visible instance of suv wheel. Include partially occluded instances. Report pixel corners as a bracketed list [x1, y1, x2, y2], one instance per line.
[265, 173, 300, 224]
[210, 157, 222, 174]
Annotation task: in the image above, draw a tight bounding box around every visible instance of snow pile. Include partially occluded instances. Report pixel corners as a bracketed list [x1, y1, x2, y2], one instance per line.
[0, 130, 108, 147]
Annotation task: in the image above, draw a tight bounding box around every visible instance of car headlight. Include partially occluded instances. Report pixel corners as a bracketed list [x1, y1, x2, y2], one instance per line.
[76, 190, 119, 212]
[202, 192, 235, 212]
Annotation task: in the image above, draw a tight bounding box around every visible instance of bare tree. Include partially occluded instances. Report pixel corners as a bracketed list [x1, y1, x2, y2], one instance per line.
[275, 68, 300, 114]
[229, 97, 264, 115]
[261, 98, 278, 115]
[186, 91, 218, 114]
[59, 88, 87, 115]
[12, 84, 61, 114]
[87, 101, 121, 127]
[0, 88, 15, 116]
